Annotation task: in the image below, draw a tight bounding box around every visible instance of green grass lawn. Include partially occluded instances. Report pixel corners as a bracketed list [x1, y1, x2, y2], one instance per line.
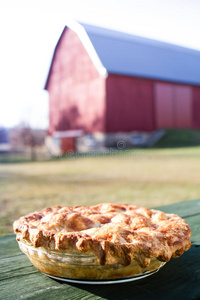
[1, 147, 200, 235]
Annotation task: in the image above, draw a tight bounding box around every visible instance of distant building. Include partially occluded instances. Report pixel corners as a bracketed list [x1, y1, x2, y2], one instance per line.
[44, 22, 200, 152]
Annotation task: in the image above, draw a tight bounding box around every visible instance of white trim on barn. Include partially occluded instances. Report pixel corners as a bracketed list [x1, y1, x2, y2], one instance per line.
[66, 20, 108, 78]
[53, 130, 84, 138]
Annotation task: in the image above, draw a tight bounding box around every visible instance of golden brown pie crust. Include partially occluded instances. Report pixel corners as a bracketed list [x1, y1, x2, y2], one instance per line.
[13, 203, 192, 268]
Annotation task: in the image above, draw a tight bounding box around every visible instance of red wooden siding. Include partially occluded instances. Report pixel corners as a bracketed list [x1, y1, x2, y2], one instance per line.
[193, 87, 200, 129]
[155, 83, 193, 129]
[47, 28, 106, 134]
[105, 75, 155, 132]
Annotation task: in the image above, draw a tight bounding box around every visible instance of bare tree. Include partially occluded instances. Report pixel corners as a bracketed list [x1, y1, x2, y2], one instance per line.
[9, 123, 46, 161]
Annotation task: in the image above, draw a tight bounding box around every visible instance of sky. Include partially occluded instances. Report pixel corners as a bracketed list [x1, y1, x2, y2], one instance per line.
[0, 0, 200, 129]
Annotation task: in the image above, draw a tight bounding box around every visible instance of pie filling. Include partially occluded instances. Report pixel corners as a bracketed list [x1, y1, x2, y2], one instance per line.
[18, 240, 165, 280]
[14, 203, 192, 279]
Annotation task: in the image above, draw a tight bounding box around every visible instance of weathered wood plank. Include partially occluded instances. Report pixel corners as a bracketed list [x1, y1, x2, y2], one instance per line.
[0, 272, 90, 300]
[0, 234, 21, 259]
[185, 215, 200, 244]
[0, 255, 37, 280]
[155, 198, 200, 217]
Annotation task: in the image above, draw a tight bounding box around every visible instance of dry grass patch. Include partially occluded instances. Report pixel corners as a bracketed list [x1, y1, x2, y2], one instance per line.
[1, 147, 200, 234]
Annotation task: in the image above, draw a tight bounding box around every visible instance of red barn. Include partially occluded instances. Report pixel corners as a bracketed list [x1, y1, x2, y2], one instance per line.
[45, 22, 200, 151]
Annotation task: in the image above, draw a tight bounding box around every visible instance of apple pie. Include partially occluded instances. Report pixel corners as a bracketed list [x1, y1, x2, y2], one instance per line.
[13, 203, 192, 280]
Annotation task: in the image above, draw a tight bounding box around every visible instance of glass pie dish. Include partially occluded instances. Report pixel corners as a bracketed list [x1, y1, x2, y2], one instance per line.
[18, 241, 166, 284]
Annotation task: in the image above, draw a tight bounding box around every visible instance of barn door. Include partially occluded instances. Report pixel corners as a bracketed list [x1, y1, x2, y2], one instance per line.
[174, 85, 192, 128]
[154, 83, 174, 128]
[155, 83, 192, 129]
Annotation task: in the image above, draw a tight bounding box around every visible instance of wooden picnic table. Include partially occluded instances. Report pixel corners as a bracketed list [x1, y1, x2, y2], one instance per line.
[1, 199, 200, 300]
